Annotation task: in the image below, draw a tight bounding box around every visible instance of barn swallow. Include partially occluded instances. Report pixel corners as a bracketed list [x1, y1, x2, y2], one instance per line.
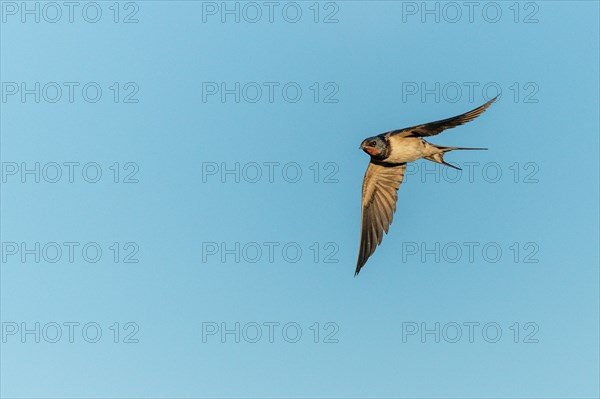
[355, 97, 496, 275]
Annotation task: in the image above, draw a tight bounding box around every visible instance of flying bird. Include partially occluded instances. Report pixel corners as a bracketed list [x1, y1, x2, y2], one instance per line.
[355, 97, 496, 275]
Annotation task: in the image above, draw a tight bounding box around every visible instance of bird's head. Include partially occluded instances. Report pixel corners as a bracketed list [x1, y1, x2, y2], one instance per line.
[360, 136, 387, 159]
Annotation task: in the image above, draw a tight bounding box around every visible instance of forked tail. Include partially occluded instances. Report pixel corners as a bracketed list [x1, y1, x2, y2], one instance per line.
[424, 146, 488, 170]
[438, 145, 488, 152]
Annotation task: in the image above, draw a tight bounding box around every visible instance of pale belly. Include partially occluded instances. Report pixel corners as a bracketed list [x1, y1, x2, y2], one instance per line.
[384, 138, 434, 163]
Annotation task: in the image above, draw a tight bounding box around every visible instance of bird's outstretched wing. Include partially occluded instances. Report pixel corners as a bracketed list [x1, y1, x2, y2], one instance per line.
[386, 97, 497, 138]
[356, 161, 407, 275]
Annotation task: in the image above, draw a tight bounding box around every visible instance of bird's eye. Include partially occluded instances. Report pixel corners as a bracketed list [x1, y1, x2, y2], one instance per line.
[369, 140, 377, 146]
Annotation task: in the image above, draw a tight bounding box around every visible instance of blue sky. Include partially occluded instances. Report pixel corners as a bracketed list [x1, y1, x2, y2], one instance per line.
[1, 1, 599, 398]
